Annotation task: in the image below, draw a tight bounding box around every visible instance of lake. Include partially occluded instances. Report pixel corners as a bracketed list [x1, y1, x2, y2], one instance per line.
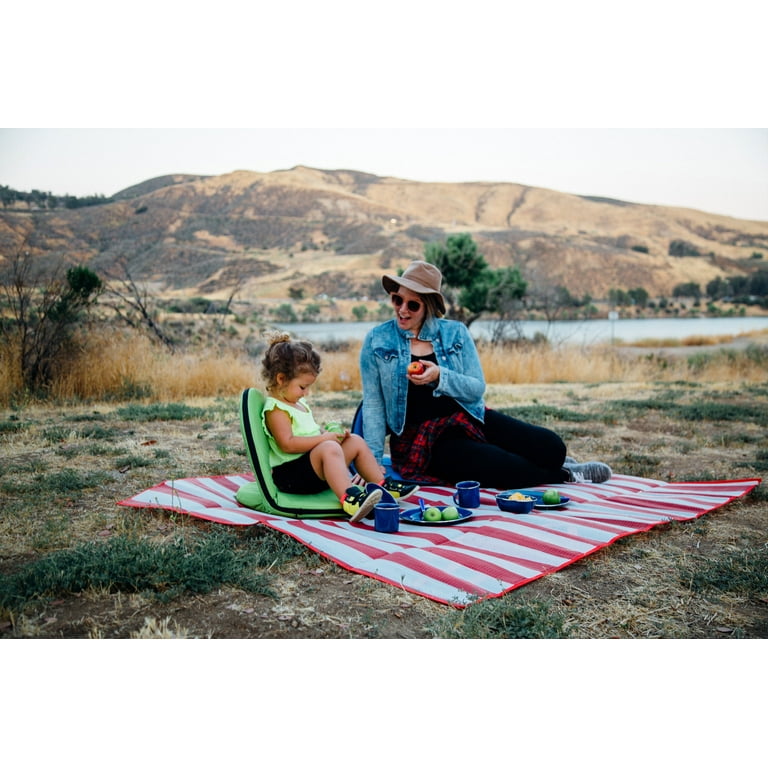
[277, 316, 768, 346]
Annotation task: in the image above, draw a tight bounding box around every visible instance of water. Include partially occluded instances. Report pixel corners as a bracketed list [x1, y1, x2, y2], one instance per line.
[278, 316, 768, 346]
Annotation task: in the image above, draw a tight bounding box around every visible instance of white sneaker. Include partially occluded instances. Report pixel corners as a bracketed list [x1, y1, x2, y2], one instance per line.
[566, 462, 612, 483]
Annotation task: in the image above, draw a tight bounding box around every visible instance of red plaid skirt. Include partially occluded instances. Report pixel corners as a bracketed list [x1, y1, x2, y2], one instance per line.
[389, 410, 487, 483]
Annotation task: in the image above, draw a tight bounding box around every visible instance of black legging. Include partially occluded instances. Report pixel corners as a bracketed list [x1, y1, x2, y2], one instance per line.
[427, 409, 569, 489]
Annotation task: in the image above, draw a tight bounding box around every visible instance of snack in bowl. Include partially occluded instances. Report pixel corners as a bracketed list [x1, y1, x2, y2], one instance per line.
[496, 491, 536, 514]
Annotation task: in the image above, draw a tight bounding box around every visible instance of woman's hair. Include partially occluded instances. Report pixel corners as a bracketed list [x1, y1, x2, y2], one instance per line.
[421, 292, 445, 319]
[260, 332, 322, 392]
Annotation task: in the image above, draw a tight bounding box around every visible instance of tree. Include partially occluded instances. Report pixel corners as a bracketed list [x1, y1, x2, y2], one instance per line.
[706, 276, 728, 300]
[669, 240, 701, 257]
[0, 247, 103, 394]
[672, 281, 702, 299]
[102, 257, 175, 349]
[627, 287, 649, 308]
[473, 267, 528, 342]
[424, 233, 490, 323]
[423, 234, 530, 330]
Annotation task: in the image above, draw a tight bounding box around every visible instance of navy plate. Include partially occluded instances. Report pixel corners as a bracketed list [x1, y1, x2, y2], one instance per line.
[400, 505, 473, 526]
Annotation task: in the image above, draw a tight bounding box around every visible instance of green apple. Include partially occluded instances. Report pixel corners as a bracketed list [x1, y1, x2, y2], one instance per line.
[542, 490, 561, 505]
[423, 506, 442, 522]
[441, 506, 460, 521]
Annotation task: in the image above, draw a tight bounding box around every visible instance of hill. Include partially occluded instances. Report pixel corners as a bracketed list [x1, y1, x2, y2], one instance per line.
[2, 166, 767, 306]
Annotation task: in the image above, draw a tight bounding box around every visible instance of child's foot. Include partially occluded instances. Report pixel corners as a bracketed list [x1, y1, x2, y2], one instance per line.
[564, 455, 579, 465]
[566, 461, 612, 483]
[382, 479, 420, 500]
[342, 485, 383, 522]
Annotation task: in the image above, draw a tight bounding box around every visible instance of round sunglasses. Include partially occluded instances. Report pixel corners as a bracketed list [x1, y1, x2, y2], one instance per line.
[390, 293, 423, 313]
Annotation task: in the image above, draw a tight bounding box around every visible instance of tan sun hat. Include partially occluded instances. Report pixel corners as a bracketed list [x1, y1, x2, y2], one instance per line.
[382, 260, 446, 315]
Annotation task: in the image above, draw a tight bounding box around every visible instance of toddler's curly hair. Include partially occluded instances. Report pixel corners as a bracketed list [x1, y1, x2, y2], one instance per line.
[260, 332, 322, 392]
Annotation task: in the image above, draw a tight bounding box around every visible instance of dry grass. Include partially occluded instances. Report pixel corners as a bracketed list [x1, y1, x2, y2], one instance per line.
[3, 326, 768, 406]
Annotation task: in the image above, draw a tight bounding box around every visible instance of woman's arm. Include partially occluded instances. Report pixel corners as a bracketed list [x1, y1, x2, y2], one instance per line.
[432, 325, 486, 404]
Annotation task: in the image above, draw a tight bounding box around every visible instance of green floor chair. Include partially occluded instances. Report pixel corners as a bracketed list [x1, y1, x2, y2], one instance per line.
[236, 388, 347, 519]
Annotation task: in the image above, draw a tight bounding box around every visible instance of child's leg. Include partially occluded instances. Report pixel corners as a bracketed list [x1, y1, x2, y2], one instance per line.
[309, 441, 358, 500]
[341, 434, 385, 485]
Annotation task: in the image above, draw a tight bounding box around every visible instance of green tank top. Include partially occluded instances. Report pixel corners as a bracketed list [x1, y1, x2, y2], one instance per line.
[262, 396, 321, 467]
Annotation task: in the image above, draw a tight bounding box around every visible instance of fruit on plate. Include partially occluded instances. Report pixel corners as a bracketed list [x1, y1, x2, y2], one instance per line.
[441, 505, 460, 521]
[541, 489, 561, 505]
[407, 361, 425, 375]
[423, 506, 442, 522]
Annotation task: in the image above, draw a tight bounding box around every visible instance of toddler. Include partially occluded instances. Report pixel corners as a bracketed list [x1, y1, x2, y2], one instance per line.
[260, 332, 417, 522]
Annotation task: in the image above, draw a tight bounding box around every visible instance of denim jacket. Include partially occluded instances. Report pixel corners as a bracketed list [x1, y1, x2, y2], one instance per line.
[359, 315, 487, 465]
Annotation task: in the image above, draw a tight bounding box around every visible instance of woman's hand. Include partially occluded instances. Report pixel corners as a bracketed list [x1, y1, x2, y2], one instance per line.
[407, 360, 440, 385]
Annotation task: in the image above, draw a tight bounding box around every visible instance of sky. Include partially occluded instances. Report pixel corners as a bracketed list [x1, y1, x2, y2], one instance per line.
[2, 127, 767, 221]
[2, 2, 767, 221]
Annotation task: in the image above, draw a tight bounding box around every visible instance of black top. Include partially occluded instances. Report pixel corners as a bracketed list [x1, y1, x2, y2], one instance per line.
[405, 352, 461, 425]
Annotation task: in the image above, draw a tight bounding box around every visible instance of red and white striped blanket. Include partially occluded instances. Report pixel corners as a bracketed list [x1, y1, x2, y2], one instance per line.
[118, 474, 760, 607]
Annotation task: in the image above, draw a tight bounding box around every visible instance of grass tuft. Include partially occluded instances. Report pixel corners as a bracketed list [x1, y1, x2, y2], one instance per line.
[0, 531, 275, 611]
[115, 403, 210, 421]
[429, 595, 570, 639]
[680, 545, 768, 596]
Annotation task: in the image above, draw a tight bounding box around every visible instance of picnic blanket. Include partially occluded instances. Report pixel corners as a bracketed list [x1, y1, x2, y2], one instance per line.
[118, 474, 760, 607]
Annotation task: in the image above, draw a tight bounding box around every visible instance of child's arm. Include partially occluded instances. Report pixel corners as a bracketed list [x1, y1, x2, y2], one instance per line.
[264, 407, 340, 455]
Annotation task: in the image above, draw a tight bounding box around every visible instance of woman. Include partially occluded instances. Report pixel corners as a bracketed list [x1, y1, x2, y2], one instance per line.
[359, 260, 612, 488]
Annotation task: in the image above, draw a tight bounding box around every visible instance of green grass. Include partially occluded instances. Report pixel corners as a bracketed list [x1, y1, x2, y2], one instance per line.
[428, 595, 570, 639]
[2, 467, 113, 497]
[42, 424, 123, 442]
[497, 405, 601, 423]
[0, 530, 275, 611]
[680, 545, 768, 596]
[0, 418, 30, 435]
[242, 526, 317, 567]
[114, 403, 211, 421]
[606, 399, 768, 425]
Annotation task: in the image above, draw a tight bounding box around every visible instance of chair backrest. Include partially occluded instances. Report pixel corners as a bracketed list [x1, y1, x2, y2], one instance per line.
[238, 388, 345, 518]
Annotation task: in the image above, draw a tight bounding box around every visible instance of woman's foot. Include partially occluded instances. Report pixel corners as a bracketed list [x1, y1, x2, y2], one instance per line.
[566, 461, 612, 483]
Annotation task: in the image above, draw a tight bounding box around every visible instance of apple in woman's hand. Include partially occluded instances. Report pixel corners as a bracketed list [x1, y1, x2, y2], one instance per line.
[407, 361, 425, 375]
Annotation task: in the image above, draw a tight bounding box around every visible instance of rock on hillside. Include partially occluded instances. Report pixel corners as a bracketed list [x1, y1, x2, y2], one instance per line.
[1, 165, 767, 302]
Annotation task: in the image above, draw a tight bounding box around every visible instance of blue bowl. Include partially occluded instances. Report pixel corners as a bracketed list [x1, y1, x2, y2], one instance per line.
[496, 491, 536, 514]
